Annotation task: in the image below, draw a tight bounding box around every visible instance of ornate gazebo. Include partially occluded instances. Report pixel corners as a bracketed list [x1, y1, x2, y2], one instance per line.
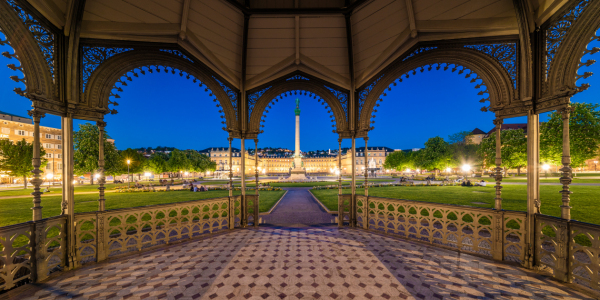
[1, 0, 599, 295]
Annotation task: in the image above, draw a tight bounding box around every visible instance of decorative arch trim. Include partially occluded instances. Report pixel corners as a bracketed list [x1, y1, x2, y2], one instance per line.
[357, 46, 517, 135]
[82, 48, 239, 131]
[245, 71, 350, 139]
[542, 0, 600, 111]
[0, 0, 56, 107]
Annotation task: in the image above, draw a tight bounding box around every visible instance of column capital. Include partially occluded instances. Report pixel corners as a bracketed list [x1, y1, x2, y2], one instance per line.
[493, 118, 504, 126]
[27, 109, 46, 122]
[96, 121, 107, 128]
[559, 105, 573, 120]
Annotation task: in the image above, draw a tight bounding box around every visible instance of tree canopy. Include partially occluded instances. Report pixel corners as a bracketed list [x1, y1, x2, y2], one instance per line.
[447, 131, 473, 144]
[0, 139, 47, 188]
[383, 151, 415, 171]
[478, 129, 528, 174]
[120, 148, 146, 175]
[167, 149, 190, 173]
[73, 123, 121, 182]
[541, 103, 600, 168]
[414, 137, 452, 172]
[145, 152, 168, 174]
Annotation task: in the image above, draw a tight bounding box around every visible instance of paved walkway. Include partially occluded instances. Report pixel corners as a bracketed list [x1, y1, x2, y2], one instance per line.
[12, 227, 594, 300]
[261, 188, 336, 227]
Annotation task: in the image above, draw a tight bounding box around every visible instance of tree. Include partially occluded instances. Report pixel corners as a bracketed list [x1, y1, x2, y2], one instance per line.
[450, 143, 481, 170]
[414, 137, 452, 174]
[145, 152, 168, 175]
[167, 149, 190, 176]
[0, 139, 47, 189]
[383, 151, 415, 171]
[478, 129, 528, 175]
[73, 123, 121, 184]
[447, 131, 473, 144]
[541, 103, 600, 168]
[185, 151, 216, 174]
[120, 148, 146, 179]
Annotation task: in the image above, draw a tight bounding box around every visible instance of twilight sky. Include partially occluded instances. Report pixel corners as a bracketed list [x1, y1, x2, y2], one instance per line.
[1, 31, 599, 152]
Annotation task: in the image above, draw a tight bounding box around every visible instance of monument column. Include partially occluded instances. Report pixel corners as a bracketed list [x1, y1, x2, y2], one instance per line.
[290, 98, 306, 179]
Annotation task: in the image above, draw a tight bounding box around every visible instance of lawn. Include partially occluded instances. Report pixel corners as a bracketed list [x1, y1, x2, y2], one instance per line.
[234, 179, 395, 188]
[0, 189, 286, 227]
[311, 185, 600, 225]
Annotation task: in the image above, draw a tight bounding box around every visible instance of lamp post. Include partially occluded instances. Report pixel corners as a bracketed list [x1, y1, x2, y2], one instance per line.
[127, 159, 131, 188]
[594, 160, 598, 172]
[446, 167, 452, 180]
[462, 164, 471, 180]
[45, 173, 53, 189]
[543, 164, 550, 179]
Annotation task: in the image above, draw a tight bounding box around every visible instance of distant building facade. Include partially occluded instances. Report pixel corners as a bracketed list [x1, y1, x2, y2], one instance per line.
[0, 111, 63, 183]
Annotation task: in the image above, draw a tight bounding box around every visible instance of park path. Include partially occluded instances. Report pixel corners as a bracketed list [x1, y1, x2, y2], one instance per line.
[261, 187, 336, 227]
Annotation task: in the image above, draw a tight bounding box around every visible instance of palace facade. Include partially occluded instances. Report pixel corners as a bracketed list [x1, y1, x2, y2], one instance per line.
[201, 146, 394, 176]
[0, 111, 63, 183]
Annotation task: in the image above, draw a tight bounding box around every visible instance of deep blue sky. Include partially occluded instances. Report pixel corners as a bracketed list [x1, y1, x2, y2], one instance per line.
[1, 31, 598, 151]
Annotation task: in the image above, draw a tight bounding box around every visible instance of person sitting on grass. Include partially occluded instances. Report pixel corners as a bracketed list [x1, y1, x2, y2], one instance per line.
[193, 185, 198, 192]
[44, 186, 50, 192]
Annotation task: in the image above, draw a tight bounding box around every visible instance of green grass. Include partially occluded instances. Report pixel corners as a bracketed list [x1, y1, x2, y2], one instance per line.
[501, 178, 600, 183]
[311, 185, 600, 225]
[0, 190, 286, 227]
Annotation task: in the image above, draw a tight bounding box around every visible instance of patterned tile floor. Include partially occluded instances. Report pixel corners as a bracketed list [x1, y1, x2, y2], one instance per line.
[13, 226, 594, 300]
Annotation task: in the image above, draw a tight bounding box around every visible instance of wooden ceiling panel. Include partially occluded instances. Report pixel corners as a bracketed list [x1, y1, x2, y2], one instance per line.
[50, 0, 68, 15]
[84, 0, 173, 23]
[458, 0, 515, 19]
[431, 0, 505, 20]
[414, 0, 470, 20]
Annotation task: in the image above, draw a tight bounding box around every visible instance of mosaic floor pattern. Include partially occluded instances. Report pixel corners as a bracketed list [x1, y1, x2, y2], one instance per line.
[14, 227, 593, 300]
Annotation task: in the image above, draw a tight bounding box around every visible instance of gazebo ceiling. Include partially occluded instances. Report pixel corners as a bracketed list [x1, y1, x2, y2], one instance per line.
[26, 0, 569, 90]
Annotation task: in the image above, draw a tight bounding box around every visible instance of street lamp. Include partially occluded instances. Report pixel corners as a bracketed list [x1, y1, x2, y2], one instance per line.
[126, 159, 131, 188]
[184, 171, 189, 181]
[594, 160, 598, 172]
[45, 173, 53, 188]
[543, 164, 550, 179]
[462, 164, 471, 179]
[446, 167, 452, 179]
[145, 172, 151, 181]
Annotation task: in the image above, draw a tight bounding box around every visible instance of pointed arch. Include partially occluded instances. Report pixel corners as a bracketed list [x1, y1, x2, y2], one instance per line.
[82, 48, 239, 133]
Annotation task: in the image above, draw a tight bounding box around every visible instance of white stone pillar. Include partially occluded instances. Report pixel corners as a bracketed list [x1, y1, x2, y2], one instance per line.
[61, 114, 77, 269]
[525, 110, 540, 268]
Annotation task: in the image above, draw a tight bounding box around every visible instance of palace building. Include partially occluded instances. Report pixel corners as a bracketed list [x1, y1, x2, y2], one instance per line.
[0, 111, 64, 183]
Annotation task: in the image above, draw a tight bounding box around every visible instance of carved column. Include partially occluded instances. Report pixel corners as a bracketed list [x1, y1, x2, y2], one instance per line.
[254, 138, 259, 228]
[97, 121, 106, 211]
[559, 106, 573, 220]
[28, 110, 45, 221]
[228, 137, 234, 229]
[338, 139, 342, 195]
[364, 137, 369, 197]
[525, 110, 540, 268]
[240, 138, 246, 227]
[350, 137, 356, 227]
[228, 138, 233, 197]
[493, 118, 503, 210]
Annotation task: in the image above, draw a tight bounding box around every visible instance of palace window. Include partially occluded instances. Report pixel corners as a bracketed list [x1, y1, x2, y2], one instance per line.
[57, 135, 62, 140]
[1, 128, 8, 134]
[45, 134, 53, 139]
[56, 144, 62, 149]
[44, 143, 52, 148]
[46, 153, 52, 158]
[16, 130, 26, 136]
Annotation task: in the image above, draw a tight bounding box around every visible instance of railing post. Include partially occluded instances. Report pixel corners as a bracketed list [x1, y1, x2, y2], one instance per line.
[559, 106, 573, 220]
[554, 220, 570, 282]
[492, 211, 504, 261]
[338, 195, 343, 227]
[363, 196, 369, 230]
[28, 109, 45, 221]
[254, 139, 259, 228]
[96, 211, 107, 262]
[240, 138, 246, 228]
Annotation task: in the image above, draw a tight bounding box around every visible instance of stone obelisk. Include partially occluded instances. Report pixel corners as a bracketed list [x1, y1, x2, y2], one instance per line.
[289, 98, 307, 179]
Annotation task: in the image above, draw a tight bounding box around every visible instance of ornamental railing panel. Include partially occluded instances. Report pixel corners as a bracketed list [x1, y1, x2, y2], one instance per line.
[102, 198, 230, 258]
[74, 213, 97, 265]
[0, 222, 33, 291]
[338, 194, 353, 227]
[362, 196, 526, 263]
[244, 195, 259, 228]
[0, 215, 68, 292]
[536, 214, 600, 293]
